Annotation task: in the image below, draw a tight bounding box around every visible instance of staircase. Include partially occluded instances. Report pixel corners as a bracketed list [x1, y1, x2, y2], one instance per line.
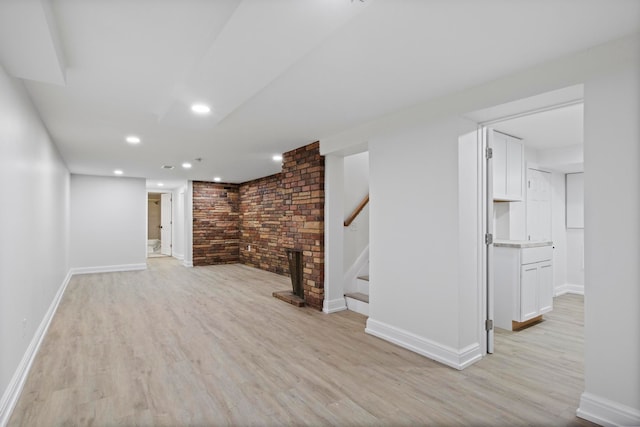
[345, 274, 369, 316]
[343, 191, 370, 316]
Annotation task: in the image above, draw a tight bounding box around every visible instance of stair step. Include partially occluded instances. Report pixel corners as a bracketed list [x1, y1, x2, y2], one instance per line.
[357, 275, 369, 282]
[345, 292, 369, 303]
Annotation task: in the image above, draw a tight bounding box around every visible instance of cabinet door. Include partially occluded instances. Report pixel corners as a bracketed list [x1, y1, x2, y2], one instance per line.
[538, 262, 553, 314]
[491, 130, 523, 201]
[491, 130, 508, 199]
[506, 136, 523, 200]
[520, 264, 539, 321]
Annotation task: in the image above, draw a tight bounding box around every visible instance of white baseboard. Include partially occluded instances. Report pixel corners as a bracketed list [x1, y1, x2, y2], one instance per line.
[323, 297, 348, 314]
[555, 283, 584, 296]
[70, 263, 147, 275]
[172, 252, 184, 261]
[577, 392, 640, 427]
[0, 270, 72, 427]
[182, 260, 193, 268]
[365, 318, 483, 370]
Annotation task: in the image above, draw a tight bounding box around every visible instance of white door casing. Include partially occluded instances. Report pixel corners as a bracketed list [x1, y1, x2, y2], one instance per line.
[161, 193, 172, 255]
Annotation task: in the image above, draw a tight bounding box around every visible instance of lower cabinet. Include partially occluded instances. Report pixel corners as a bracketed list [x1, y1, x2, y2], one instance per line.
[494, 244, 553, 331]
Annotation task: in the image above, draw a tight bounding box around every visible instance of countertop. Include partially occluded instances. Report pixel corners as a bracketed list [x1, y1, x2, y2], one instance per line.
[494, 239, 553, 248]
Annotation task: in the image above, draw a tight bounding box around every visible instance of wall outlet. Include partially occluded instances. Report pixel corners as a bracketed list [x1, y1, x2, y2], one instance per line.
[247, 245, 251, 251]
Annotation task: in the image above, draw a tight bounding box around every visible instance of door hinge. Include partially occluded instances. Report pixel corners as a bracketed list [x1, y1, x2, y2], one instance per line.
[485, 319, 494, 331]
[486, 147, 493, 159]
[485, 233, 493, 245]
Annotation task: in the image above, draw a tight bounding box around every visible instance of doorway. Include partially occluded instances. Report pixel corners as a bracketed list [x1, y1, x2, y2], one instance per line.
[469, 87, 585, 354]
[147, 192, 172, 257]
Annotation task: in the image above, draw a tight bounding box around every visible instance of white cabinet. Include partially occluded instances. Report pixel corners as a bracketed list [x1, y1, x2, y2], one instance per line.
[491, 129, 524, 201]
[494, 243, 553, 331]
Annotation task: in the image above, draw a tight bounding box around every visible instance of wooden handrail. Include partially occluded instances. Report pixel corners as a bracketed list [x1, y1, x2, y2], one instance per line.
[344, 194, 369, 227]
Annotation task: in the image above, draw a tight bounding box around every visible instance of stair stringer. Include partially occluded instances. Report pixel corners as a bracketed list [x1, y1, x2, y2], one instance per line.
[343, 245, 369, 295]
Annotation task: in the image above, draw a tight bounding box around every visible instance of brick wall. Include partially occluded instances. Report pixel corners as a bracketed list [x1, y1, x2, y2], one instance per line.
[238, 173, 288, 275]
[192, 182, 240, 266]
[192, 142, 325, 309]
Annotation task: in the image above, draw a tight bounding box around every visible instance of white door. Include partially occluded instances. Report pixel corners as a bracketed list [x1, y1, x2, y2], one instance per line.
[161, 193, 172, 255]
[526, 168, 551, 241]
[485, 127, 495, 353]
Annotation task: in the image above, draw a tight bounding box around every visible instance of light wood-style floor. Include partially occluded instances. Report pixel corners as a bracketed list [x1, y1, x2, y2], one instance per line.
[9, 258, 595, 426]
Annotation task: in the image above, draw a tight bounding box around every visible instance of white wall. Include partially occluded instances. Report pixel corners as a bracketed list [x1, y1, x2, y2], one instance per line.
[579, 61, 640, 425]
[343, 152, 369, 273]
[537, 144, 583, 172]
[565, 228, 584, 288]
[70, 175, 146, 271]
[183, 181, 194, 267]
[171, 185, 186, 260]
[365, 116, 481, 368]
[0, 65, 70, 423]
[343, 152, 369, 215]
[323, 155, 348, 313]
[458, 130, 482, 352]
[322, 34, 640, 424]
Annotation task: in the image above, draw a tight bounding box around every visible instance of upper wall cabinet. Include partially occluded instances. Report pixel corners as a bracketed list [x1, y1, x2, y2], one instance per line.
[491, 129, 524, 201]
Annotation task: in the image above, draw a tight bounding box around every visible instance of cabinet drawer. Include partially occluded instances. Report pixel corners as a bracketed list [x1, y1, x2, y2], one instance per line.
[521, 246, 552, 264]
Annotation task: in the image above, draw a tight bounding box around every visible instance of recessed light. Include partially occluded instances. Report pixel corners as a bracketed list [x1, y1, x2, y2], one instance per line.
[114, 169, 123, 175]
[182, 162, 192, 169]
[272, 154, 283, 162]
[158, 182, 164, 187]
[213, 177, 221, 182]
[125, 135, 141, 144]
[161, 165, 175, 170]
[191, 103, 211, 114]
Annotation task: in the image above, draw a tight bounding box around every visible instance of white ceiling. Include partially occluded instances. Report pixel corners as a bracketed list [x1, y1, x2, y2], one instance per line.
[1, 0, 638, 187]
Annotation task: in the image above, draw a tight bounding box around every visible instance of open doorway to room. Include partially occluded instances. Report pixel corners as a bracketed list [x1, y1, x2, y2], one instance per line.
[147, 192, 172, 258]
[465, 85, 585, 356]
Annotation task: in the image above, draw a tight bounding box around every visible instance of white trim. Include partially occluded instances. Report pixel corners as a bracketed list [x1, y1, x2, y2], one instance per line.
[182, 260, 193, 268]
[0, 270, 72, 427]
[345, 296, 369, 316]
[365, 318, 483, 370]
[172, 252, 184, 261]
[577, 392, 640, 427]
[69, 263, 147, 275]
[323, 297, 348, 314]
[343, 245, 369, 293]
[554, 283, 584, 296]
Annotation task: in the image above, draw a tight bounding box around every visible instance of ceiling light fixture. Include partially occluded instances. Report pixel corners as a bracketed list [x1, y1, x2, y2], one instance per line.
[213, 177, 221, 182]
[161, 165, 175, 170]
[191, 103, 211, 114]
[125, 135, 141, 144]
[272, 154, 283, 162]
[114, 169, 123, 175]
[182, 162, 192, 169]
[158, 182, 164, 187]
